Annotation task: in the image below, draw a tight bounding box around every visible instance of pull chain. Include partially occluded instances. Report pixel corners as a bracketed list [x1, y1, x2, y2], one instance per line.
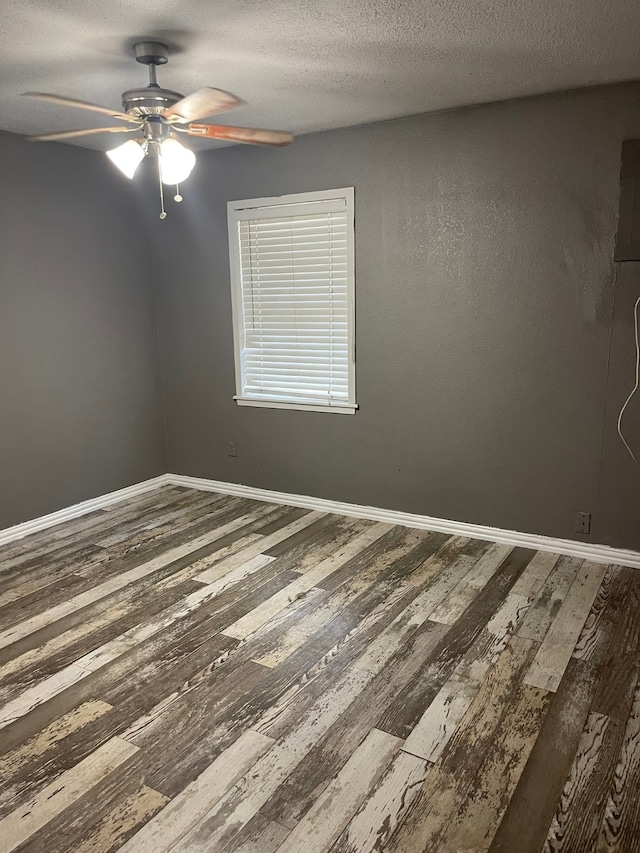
[158, 153, 167, 220]
[174, 184, 183, 202]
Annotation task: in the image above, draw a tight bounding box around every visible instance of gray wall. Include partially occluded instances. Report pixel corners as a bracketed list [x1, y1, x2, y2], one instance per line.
[0, 131, 166, 528]
[149, 82, 640, 550]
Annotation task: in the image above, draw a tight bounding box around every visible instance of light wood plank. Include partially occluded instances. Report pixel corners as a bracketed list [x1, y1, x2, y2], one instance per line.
[222, 522, 392, 640]
[385, 635, 539, 853]
[169, 657, 384, 851]
[0, 512, 266, 650]
[72, 784, 169, 853]
[0, 736, 138, 853]
[193, 511, 324, 584]
[517, 555, 582, 643]
[428, 543, 513, 624]
[402, 592, 529, 762]
[525, 561, 608, 692]
[401, 666, 484, 763]
[0, 663, 91, 730]
[572, 565, 621, 664]
[229, 814, 290, 852]
[276, 728, 402, 853]
[118, 729, 274, 853]
[509, 550, 559, 599]
[329, 750, 430, 853]
[0, 700, 112, 794]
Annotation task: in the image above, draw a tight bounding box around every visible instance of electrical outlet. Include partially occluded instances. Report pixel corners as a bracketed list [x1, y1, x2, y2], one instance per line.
[227, 440, 237, 458]
[575, 512, 591, 534]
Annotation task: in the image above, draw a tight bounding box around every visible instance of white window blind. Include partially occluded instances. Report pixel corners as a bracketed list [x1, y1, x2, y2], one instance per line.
[228, 189, 356, 414]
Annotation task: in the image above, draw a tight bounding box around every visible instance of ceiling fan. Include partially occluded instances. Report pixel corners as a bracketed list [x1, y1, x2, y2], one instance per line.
[24, 40, 294, 218]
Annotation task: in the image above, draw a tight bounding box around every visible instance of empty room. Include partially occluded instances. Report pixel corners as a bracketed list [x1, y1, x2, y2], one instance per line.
[2, 1, 640, 851]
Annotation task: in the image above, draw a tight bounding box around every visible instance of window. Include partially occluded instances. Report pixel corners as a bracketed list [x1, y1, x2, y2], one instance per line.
[227, 188, 356, 414]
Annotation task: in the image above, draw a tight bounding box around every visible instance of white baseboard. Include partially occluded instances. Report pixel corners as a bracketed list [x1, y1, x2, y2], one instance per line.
[2, 471, 640, 570]
[0, 475, 172, 546]
[167, 473, 640, 570]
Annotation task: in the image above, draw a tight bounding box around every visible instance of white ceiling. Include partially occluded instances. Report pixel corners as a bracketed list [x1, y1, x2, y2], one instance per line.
[2, 0, 640, 150]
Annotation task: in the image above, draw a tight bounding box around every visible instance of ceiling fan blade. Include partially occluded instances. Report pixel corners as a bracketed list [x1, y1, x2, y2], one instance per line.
[27, 126, 140, 142]
[23, 92, 138, 123]
[187, 123, 293, 147]
[163, 88, 243, 123]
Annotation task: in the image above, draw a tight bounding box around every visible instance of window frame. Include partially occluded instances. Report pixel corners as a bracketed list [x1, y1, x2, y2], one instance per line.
[227, 187, 357, 415]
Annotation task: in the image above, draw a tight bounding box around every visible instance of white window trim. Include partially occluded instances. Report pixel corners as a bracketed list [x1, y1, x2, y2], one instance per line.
[227, 187, 357, 414]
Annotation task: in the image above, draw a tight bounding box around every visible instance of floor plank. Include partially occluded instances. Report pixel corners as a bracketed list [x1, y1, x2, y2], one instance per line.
[385, 635, 540, 853]
[517, 555, 583, 643]
[227, 814, 291, 852]
[524, 560, 608, 692]
[543, 711, 624, 852]
[0, 736, 138, 853]
[275, 728, 402, 852]
[596, 675, 640, 851]
[328, 750, 430, 853]
[117, 729, 274, 853]
[0, 486, 632, 853]
[488, 657, 598, 853]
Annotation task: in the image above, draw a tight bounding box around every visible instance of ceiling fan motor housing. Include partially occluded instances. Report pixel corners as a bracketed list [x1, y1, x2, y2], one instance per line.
[121, 86, 184, 117]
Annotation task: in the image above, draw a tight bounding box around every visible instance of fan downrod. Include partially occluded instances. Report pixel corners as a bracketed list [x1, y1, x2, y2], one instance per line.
[121, 40, 183, 117]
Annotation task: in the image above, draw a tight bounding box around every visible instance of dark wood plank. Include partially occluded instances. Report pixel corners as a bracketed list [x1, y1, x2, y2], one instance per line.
[251, 506, 310, 536]
[258, 620, 449, 828]
[572, 565, 622, 665]
[543, 711, 625, 852]
[597, 675, 640, 851]
[0, 488, 210, 588]
[0, 558, 300, 759]
[376, 546, 536, 739]
[0, 501, 280, 667]
[0, 578, 204, 699]
[226, 813, 290, 852]
[0, 486, 188, 567]
[488, 657, 597, 853]
[591, 568, 640, 721]
[385, 635, 540, 853]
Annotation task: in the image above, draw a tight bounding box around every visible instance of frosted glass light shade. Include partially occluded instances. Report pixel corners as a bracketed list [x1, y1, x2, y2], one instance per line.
[106, 139, 145, 179]
[160, 138, 196, 185]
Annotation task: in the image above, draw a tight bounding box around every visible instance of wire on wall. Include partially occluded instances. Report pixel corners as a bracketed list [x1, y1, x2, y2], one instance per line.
[618, 294, 640, 462]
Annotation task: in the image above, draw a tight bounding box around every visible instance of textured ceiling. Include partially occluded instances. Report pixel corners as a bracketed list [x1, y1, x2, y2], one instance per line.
[1, 0, 640, 150]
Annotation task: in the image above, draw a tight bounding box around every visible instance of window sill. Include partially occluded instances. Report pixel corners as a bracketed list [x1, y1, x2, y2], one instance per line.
[234, 396, 358, 415]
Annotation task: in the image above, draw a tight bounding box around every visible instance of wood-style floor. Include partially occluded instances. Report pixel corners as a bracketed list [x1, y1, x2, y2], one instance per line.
[0, 486, 639, 852]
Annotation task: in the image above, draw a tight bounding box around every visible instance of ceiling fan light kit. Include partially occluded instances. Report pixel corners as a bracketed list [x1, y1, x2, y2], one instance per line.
[106, 138, 145, 179]
[23, 40, 294, 219]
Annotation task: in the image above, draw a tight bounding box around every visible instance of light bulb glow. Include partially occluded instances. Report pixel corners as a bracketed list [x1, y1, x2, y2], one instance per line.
[159, 138, 196, 185]
[106, 139, 145, 179]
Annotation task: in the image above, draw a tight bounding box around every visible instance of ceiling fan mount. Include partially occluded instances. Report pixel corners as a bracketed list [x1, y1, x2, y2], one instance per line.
[132, 40, 170, 67]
